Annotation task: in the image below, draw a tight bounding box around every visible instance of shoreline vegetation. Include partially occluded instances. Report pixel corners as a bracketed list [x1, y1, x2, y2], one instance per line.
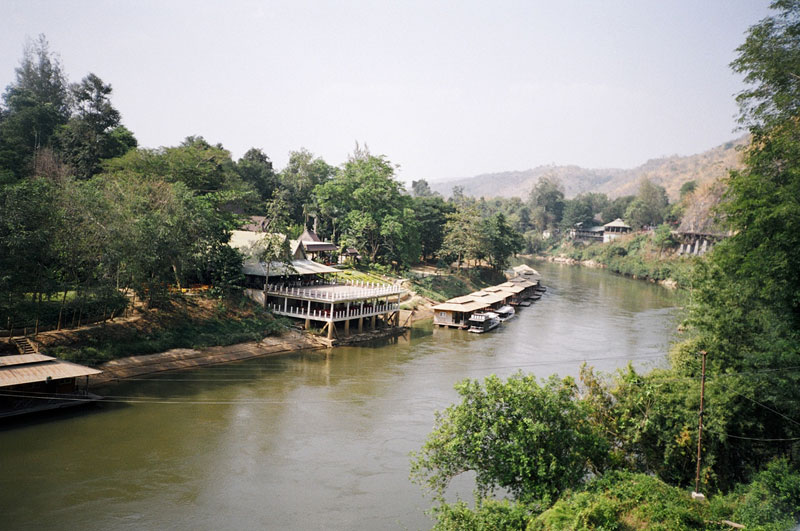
[530, 229, 699, 289]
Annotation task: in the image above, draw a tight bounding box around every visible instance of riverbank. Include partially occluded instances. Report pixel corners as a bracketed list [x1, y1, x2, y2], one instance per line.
[18, 271, 447, 385]
[530, 232, 698, 289]
[89, 328, 326, 385]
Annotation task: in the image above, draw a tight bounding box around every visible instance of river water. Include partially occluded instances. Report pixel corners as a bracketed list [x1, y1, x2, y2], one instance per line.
[1, 262, 682, 531]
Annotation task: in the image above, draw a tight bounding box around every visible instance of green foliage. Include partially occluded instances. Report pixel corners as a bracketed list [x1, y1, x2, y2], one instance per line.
[624, 178, 669, 229]
[528, 176, 565, 231]
[51, 297, 286, 366]
[316, 148, 419, 268]
[532, 471, 707, 531]
[432, 499, 534, 531]
[56, 73, 137, 179]
[412, 194, 454, 261]
[411, 373, 609, 506]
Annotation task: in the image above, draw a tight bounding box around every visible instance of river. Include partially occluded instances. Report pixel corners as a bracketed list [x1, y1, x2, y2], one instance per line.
[0, 261, 682, 530]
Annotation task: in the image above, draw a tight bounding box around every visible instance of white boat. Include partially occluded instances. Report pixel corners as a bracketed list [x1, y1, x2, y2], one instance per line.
[496, 305, 515, 321]
[467, 311, 501, 333]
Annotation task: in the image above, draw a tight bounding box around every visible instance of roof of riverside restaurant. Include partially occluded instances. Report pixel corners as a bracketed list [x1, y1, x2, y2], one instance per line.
[242, 258, 340, 277]
[0, 354, 101, 388]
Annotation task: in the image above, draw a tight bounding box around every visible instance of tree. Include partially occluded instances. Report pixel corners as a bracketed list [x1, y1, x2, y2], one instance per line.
[528, 176, 565, 230]
[236, 148, 277, 202]
[624, 179, 669, 229]
[666, 0, 800, 489]
[411, 178, 435, 197]
[439, 204, 483, 268]
[411, 373, 609, 506]
[278, 148, 335, 225]
[0, 35, 70, 180]
[483, 213, 524, 271]
[56, 73, 137, 179]
[560, 195, 597, 230]
[602, 195, 635, 223]
[412, 195, 454, 261]
[314, 149, 419, 267]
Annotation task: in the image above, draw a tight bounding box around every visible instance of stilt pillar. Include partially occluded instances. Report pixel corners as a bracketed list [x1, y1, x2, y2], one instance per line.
[327, 320, 334, 339]
[358, 316, 363, 333]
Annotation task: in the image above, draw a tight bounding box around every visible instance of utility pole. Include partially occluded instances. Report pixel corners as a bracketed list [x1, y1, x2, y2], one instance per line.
[694, 350, 707, 498]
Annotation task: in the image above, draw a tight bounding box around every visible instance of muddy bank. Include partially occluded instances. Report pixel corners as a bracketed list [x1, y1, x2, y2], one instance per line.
[90, 329, 325, 385]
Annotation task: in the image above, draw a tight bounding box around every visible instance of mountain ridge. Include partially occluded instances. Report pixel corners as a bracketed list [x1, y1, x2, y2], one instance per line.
[429, 137, 748, 201]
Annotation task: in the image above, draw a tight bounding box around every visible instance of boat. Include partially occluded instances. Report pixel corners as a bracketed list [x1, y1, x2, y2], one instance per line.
[467, 311, 501, 333]
[496, 305, 516, 321]
[535, 285, 546, 292]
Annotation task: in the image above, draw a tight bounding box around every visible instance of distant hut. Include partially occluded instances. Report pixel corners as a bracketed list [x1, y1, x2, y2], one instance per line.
[602, 219, 631, 243]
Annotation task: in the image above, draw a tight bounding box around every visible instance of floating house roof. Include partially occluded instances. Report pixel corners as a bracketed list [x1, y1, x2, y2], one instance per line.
[0, 354, 101, 388]
[432, 300, 491, 313]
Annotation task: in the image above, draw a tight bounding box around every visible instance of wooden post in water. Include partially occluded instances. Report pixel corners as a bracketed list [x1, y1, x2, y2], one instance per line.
[694, 350, 707, 496]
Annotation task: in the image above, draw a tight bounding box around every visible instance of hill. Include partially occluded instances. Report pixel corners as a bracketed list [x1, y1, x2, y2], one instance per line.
[430, 137, 747, 201]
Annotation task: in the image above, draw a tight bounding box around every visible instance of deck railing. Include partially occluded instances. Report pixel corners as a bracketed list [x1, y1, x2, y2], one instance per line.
[268, 303, 399, 321]
[265, 279, 402, 301]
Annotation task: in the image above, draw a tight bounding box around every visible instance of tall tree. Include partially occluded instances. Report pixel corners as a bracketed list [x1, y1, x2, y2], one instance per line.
[56, 73, 137, 179]
[236, 147, 277, 202]
[528, 176, 565, 230]
[0, 35, 70, 180]
[278, 148, 335, 225]
[412, 195, 454, 261]
[315, 149, 419, 266]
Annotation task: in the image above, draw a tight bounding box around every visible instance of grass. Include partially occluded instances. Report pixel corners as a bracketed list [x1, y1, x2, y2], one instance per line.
[42, 293, 289, 366]
[407, 267, 507, 302]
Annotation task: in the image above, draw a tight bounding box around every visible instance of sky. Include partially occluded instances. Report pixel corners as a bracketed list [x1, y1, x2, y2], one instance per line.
[2, 0, 774, 183]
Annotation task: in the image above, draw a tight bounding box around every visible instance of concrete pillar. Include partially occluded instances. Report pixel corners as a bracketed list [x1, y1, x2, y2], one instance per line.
[305, 318, 310, 329]
[327, 320, 334, 339]
[693, 239, 700, 255]
[371, 314, 376, 329]
[344, 319, 350, 335]
[700, 239, 708, 255]
[358, 316, 363, 333]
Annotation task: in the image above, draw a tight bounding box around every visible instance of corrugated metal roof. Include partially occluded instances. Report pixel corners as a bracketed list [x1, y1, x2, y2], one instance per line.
[0, 356, 101, 388]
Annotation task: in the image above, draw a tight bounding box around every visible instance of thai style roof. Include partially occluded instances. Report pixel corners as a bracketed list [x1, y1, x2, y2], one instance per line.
[603, 218, 631, 229]
[0, 354, 101, 388]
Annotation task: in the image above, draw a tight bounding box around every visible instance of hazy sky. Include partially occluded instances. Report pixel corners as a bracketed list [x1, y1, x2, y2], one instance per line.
[2, 0, 773, 183]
